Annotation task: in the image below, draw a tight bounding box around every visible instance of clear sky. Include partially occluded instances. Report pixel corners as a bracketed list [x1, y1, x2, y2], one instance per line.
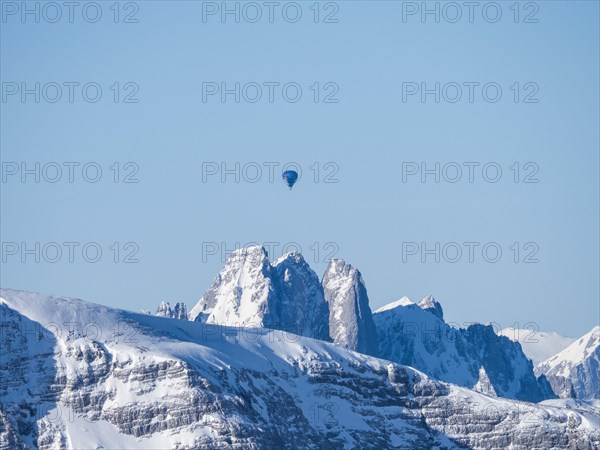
[1, 1, 598, 338]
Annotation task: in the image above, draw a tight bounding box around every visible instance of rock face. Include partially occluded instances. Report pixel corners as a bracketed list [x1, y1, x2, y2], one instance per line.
[473, 366, 497, 397]
[271, 253, 330, 341]
[321, 259, 378, 355]
[373, 297, 555, 402]
[189, 246, 330, 341]
[1, 288, 599, 450]
[155, 301, 188, 320]
[536, 326, 600, 400]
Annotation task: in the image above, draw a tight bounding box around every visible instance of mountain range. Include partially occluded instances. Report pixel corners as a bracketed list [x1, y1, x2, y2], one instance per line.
[184, 246, 594, 403]
[1, 245, 598, 448]
[372, 297, 555, 402]
[1, 289, 599, 449]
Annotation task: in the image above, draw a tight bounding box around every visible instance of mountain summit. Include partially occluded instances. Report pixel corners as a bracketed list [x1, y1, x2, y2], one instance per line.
[155, 301, 188, 320]
[322, 259, 378, 355]
[189, 246, 330, 341]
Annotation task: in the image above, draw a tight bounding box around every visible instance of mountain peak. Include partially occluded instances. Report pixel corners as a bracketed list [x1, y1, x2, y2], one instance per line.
[273, 251, 307, 267]
[322, 259, 378, 355]
[417, 295, 435, 308]
[417, 295, 444, 320]
[155, 301, 188, 320]
[188, 244, 274, 324]
[373, 297, 414, 313]
[325, 258, 358, 277]
[190, 245, 330, 340]
[230, 244, 269, 260]
[157, 300, 170, 309]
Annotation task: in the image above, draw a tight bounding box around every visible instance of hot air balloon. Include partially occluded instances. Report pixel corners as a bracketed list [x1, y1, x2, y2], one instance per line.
[282, 170, 298, 190]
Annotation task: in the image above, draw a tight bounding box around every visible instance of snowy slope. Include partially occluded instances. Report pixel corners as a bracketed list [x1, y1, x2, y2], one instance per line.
[500, 327, 576, 365]
[2, 288, 599, 449]
[373, 297, 555, 402]
[536, 326, 600, 400]
[373, 297, 415, 313]
[322, 259, 378, 355]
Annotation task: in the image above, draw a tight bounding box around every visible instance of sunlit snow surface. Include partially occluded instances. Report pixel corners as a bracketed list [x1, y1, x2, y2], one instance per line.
[536, 326, 600, 400]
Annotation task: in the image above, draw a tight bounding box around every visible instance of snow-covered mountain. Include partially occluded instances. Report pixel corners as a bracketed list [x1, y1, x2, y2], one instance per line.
[373, 297, 556, 402]
[1, 288, 599, 449]
[500, 327, 576, 365]
[321, 259, 378, 355]
[188, 245, 276, 326]
[189, 246, 330, 341]
[155, 301, 188, 320]
[187, 247, 559, 403]
[536, 326, 600, 400]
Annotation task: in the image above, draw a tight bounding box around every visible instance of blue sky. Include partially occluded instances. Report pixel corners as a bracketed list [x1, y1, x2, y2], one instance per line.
[1, 1, 598, 338]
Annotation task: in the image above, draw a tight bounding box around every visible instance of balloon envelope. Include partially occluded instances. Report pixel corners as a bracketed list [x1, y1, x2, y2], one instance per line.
[282, 170, 298, 189]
